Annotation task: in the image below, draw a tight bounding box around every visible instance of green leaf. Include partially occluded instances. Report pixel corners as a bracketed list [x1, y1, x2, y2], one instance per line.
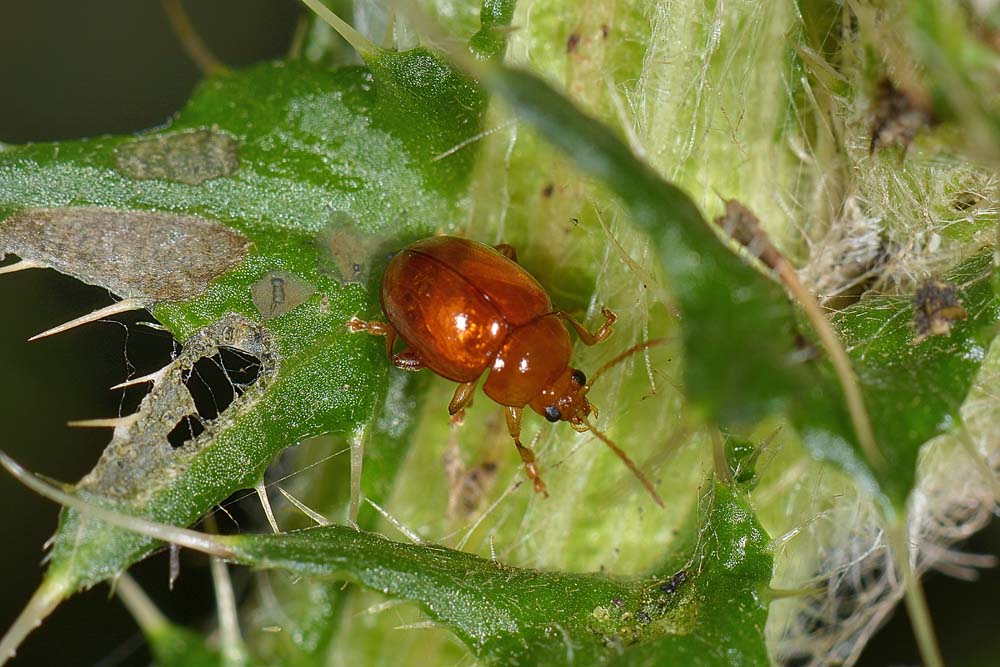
[484, 65, 813, 427]
[833, 251, 1000, 503]
[469, 0, 517, 59]
[146, 625, 223, 667]
[0, 50, 489, 596]
[214, 481, 771, 666]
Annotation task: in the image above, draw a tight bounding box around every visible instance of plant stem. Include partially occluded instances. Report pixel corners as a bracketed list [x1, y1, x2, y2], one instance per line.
[889, 520, 944, 667]
[161, 0, 228, 75]
[0, 578, 67, 666]
[0, 451, 233, 558]
[774, 260, 885, 470]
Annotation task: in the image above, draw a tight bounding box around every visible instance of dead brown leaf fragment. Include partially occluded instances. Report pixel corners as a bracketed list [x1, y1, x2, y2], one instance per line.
[0, 207, 250, 302]
[114, 128, 240, 185]
[870, 77, 934, 156]
[713, 198, 782, 271]
[912, 280, 968, 344]
[79, 314, 276, 502]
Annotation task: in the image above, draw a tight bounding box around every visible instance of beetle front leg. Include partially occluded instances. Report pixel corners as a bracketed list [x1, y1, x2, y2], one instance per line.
[347, 317, 397, 357]
[504, 406, 548, 497]
[556, 307, 617, 346]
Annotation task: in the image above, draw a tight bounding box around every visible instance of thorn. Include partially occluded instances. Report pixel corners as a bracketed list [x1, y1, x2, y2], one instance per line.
[209, 549, 248, 666]
[114, 573, 169, 632]
[348, 424, 367, 527]
[110, 367, 168, 391]
[392, 620, 444, 631]
[275, 486, 330, 526]
[365, 498, 423, 544]
[0, 259, 44, 275]
[0, 576, 68, 666]
[255, 482, 280, 534]
[767, 586, 827, 600]
[168, 544, 181, 591]
[161, 0, 228, 75]
[29, 298, 147, 341]
[297, 0, 379, 56]
[0, 449, 233, 558]
[355, 599, 407, 618]
[67, 414, 140, 429]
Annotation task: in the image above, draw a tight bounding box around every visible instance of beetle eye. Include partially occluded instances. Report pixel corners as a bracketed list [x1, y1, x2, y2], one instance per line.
[544, 405, 562, 422]
[571, 369, 587, 386]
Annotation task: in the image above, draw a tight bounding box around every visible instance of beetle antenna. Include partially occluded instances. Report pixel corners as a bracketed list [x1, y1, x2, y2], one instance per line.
[581, 417, 664, 507]
[587, 337, 672, 388]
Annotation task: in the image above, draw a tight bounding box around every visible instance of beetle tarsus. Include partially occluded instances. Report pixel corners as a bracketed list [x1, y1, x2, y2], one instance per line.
[513, 438, 549, 497]
[504, 405, 549, 497]
[391, 349, 425, 371]
[557, 307, 617, 346]
[349, 317, 411, 361]
[347, 317, 393, 335]
[494, 243, 518, 263]
[346, 316, 370, 333]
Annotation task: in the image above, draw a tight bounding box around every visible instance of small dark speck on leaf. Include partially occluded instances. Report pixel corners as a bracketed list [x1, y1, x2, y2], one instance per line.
[659, 570, 687, 595]
[912, 280, 968, 344]
[250, 270, 317, 320]
[542, 183, 554, 198]
[566, 32, 581, 53]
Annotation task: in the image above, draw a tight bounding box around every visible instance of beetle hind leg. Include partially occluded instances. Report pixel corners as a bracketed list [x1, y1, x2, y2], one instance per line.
[448, 379, 479, 422]
[348, 317, 425, 370]
[504, 406, 549, 497]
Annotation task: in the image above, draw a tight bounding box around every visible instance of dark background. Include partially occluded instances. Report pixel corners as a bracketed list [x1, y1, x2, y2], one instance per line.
[0, 1, 998, 666]
[0, 2, 300, 666]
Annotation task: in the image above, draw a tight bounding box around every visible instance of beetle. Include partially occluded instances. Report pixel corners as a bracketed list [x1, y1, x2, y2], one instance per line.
[349, 236, 662, 505]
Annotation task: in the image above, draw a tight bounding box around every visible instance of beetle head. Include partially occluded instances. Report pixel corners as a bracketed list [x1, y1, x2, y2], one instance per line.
[529, 367, 593, 429]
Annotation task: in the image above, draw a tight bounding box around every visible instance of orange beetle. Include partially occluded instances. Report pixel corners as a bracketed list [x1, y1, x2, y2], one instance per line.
[350, 236, 661, 505]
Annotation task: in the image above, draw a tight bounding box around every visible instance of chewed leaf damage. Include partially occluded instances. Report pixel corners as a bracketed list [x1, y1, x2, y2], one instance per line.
[114, 128, 241, 185]
[0, 207, 250, 302]
[78, 314, 276, 503]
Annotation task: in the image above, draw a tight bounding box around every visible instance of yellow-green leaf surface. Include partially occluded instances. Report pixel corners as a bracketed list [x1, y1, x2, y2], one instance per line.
[4, 1, 1000, 666]
[486, 62, 1000, 513]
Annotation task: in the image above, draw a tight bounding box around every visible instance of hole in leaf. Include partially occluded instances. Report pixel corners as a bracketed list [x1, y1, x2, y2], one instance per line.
[182, 347, 262, 421]
[167, 415, 205, 449]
